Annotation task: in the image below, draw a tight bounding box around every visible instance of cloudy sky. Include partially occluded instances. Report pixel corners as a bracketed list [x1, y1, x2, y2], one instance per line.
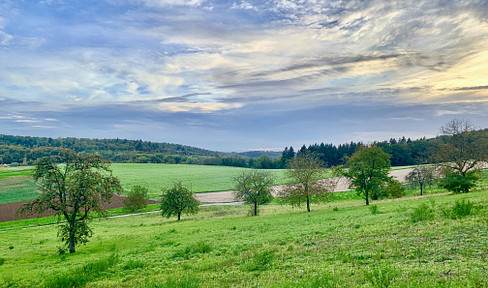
[0, 1, 487, 152]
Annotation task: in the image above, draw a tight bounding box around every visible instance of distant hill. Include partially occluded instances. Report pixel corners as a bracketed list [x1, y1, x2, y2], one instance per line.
[0, 134, 285, 169]
[0, 134, 225, 165]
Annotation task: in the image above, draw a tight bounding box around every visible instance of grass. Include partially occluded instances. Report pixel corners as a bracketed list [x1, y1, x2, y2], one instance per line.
[1, 188, 487, 287]
[0, 164, 289, 203]
[110, 163, 289, 198]
[0, 167, 39, 204]
[0, 167, 34, 180]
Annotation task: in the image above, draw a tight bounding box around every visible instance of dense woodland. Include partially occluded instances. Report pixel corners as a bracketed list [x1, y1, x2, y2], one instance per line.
[1, 129, 487, 168]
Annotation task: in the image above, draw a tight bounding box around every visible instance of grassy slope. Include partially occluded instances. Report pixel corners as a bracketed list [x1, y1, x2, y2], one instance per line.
[1, 190, 487, 287]
[110, 163, 288, 198]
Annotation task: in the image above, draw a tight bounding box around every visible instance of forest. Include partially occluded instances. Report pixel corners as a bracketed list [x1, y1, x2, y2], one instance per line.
[1, 129, 488, 168]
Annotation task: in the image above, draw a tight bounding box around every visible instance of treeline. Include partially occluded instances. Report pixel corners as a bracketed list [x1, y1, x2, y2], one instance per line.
[2, 129, 487, 168]
[0, 135, 223, 165]
[0, 134, 281, 168]
[283, 129, 488, 168]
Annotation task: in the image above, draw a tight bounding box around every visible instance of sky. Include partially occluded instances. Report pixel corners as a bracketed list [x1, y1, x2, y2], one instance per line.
[0, 0, 487, 152]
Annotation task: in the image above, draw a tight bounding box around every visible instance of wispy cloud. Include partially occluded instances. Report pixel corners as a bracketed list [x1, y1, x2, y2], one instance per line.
[0, 0, 487, 150]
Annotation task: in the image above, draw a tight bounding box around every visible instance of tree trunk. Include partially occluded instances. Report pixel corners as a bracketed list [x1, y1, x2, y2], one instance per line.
[420, 182, 423, 196]
[177, 212, 181, 221]
[68, 234, 76, 253]
[306, 196, 310, 212]
[365, 190, 369, 206]
[254, 202, 258, 216]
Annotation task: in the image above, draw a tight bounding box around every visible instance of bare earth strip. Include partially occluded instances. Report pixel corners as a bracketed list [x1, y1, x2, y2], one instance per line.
[194, 168, 414, 203]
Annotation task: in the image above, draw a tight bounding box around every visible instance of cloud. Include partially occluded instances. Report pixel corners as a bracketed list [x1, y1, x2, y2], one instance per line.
[1, 0, 488, 150]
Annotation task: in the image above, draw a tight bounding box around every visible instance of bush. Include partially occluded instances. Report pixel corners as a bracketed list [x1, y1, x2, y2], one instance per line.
[442, 199, 475, 219]
[382, 180, 405, 199]
[410, 202, 435, 223]
[369, 205, 380, 215]
[124, 185, 149, 212]
[439, 171, 479, 194]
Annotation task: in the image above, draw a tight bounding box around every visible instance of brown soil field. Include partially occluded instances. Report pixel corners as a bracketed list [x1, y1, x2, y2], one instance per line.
[0, 195, 158, 223]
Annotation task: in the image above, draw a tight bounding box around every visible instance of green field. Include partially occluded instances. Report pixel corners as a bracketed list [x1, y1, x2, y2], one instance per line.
[1, 187, 487, 287]
[110, 164, 289, 198]
[0, 164, 289, 203]
[0, 168, 38, 204]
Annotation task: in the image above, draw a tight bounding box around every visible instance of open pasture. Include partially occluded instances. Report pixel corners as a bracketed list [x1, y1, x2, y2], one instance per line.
[110, 163, 289, 198]
[1, 188, 487, 287]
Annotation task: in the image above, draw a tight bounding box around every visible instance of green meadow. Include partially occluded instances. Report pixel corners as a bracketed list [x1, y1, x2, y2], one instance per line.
[1, 186, 488, 287]
[0, 168, 37, 204]
[0, 164, 289, 203]
[109, 163, 289, 198]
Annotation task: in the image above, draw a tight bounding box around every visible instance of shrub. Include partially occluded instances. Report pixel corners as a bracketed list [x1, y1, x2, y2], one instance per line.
[369, 205, 380, 215]
[439, 171, 479, 194]
[442, 199, 474, 219]
[0, 258, 5, 266]
[410, 202, 435, 223]
[382, 180, 405, 199]
[124, 185, 149, 212]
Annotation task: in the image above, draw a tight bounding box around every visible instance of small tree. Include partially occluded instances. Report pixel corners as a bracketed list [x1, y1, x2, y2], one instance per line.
[342, 146, 391, 206]
[281, 153, 336, 212]
[405, 165, 438, 196]
[161, 181, 199, 221]
[439, 169, 479, 194]
[435, 118, 488, 193]
[123, 185, 149, 212]
[19, 150, 122, 253]
[234, 170, 273, 216]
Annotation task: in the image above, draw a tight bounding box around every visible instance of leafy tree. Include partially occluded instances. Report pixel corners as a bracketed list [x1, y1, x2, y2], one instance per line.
[405, 165, 438, 195]
[439, 170, 479, 194]
[19, 150, 122, 253]
[281, 153, 336, 212]
[343, 146, 391, 205]
[435, 118, 488, 193]
[161, 181, 199, 221]
[123, 185, 149, 212]
[234, 170, 274, 216]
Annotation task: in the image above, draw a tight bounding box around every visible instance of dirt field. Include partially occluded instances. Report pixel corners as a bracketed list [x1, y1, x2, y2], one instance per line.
[0, 195, 158, 223]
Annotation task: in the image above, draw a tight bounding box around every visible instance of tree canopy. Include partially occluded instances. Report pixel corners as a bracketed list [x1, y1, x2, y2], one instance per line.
[343, 146, 391, 205]
[281, 153, 335, 212]
[234, 170, 274, 216]
[20, 150, 123, 253]
[435, 119, 488, 193]
[161, 181, 199, 221]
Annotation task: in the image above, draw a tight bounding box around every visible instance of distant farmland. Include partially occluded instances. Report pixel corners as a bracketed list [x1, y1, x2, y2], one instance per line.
[110, 163, 289, 198]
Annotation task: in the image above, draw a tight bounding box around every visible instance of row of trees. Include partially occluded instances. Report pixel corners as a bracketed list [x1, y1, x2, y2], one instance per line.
[20, 119, 487, 254]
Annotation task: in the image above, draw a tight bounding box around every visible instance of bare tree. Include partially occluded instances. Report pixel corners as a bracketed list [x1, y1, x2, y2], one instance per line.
[405, 165, 438, 196]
